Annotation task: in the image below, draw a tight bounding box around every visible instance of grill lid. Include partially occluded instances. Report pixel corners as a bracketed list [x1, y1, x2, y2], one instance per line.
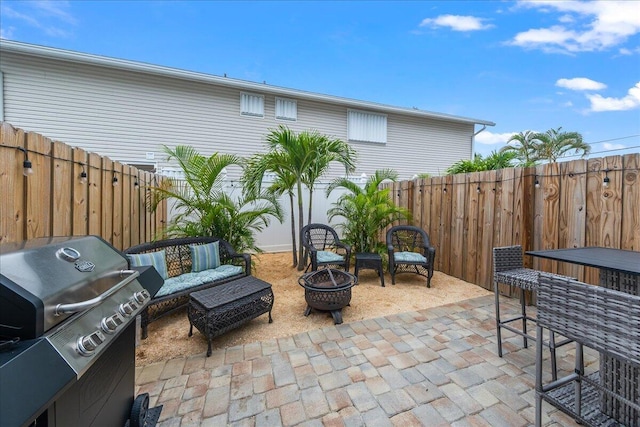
[0, 236, 129, 338]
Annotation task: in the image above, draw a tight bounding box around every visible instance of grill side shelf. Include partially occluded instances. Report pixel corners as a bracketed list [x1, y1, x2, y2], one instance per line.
[0, 338, 76, 427]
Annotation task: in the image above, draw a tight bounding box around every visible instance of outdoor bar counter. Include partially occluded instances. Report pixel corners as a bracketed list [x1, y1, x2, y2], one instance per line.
[527, 247, 639, 425]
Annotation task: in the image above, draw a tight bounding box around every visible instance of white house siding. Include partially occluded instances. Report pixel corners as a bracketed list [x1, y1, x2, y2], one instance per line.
[0, 42, 494, 251]
[2, 49, 478, 182]
[2, 51, 259, 180]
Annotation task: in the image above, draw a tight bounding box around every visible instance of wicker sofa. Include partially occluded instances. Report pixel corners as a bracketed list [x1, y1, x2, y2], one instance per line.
[124, 236, 250, 339]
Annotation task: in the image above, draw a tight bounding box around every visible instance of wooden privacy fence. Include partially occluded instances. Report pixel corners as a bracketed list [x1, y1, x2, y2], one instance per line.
[382, 153, 640, 291]
[2, 121, 638, 293]
[0, 122, 167, 250]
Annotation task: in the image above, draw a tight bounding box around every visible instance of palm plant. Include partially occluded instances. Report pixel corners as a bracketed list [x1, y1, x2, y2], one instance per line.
[533, 127, 589, 162]
[446, 156, 484, 174]
[483, 150, 518, 170]
[243, 125, 356, 270]
[244, 150, 299, 266]
[148, 145, 282, 253]
[446, 151, 515, 174]
[326, 169, 410, 254]
[300, 129, 357, 223]
[501, 131, 540, 167]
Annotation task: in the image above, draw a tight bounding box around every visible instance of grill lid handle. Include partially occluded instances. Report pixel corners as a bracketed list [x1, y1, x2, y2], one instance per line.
[54, 270, 140, 316]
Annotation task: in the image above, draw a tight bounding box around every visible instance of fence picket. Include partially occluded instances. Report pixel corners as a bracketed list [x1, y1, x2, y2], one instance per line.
[621, 154, 640, 251]
[0, 123, 25, 244]
[450, 173, 466, 279]
[52, 140, 73, 237]
[463, 173, 480, 285]
[25, 131, 51, 239]
[72, 147, 89, 236]
[558, 160, 587, 279]
[477, 170, 496, 288]
[585, 158, 603, 284]
[541, 162, 560, 274]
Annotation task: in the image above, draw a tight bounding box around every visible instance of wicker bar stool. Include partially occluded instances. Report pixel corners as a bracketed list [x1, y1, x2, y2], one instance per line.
[493, 245, 572, 380]
[535, 274, 640, 427]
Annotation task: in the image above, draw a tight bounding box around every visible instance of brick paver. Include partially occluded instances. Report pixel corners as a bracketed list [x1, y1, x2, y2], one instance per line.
[136, 295, 586, 426]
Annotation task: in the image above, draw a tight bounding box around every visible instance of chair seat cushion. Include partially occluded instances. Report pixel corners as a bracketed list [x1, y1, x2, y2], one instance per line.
[155, 264, 243, 297]
[395, 251, 427, 263]
[317, 250, 344, 263]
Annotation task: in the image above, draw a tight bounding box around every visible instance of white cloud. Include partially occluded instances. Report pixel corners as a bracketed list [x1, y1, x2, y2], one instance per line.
[0, 1, 75, 38]
[420, 15, 494, 32]
[618, 46, 640, 56]
[0, 26, 15, 39]
[558, 14, 575, 24]
[475, 131, 515, 145]
[1, 5, 42, 28]
[509, 1, 640, 53]
[602, 142, 627, 150]
[556, 77, 607, 91]
[587, 82, 640, 111]
[33, 1, 77, 25]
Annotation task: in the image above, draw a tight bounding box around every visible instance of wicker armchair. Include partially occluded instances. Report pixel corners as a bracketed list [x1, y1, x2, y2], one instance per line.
[535, 274, 640, 427]
[301, 223, 351, 272]
[386, 225, 436, 287]
[493, 245, 572, 380]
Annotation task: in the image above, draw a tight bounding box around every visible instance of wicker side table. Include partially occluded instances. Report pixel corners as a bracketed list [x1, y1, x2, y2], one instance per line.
[354, 253, 385, 287]
[188, 276, 274, 356]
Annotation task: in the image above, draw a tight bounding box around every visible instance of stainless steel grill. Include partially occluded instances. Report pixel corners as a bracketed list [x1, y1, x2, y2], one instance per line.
[0, 235, 163, 427]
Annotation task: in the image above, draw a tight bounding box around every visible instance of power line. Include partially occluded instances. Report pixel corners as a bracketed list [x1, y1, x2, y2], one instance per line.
[583, 134, 640, 146]
[563, 144, 640, 159]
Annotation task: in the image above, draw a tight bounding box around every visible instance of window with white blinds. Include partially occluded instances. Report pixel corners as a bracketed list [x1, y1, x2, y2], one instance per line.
[347, 110, 387, 143]
[240, 92, 264, 117]
[275, 97, 297, 121]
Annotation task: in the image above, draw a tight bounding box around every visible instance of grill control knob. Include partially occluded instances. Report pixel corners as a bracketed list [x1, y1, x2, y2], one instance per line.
[119, 302, 134, 317]
[77, 335, 97, 356]
[101, 315, 120, 334]
[133, 290, 150, 305]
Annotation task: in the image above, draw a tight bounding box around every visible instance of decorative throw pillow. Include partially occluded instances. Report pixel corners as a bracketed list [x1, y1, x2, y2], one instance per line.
[127, 249, 169, 279]
[190, 241, 220, 272]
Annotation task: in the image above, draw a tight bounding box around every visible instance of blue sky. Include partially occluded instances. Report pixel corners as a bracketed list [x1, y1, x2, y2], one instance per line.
[1, 0, 639, 159]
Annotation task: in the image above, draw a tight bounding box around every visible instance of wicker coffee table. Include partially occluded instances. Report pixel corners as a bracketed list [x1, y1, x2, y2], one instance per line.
[188, 276, 274, 356]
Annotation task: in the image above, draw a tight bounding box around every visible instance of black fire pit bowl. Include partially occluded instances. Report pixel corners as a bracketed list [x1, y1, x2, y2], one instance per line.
[298, 268, 357, 324]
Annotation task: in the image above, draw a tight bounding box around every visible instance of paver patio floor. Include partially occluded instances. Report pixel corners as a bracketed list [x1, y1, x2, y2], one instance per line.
[135, 294, 598, 426]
